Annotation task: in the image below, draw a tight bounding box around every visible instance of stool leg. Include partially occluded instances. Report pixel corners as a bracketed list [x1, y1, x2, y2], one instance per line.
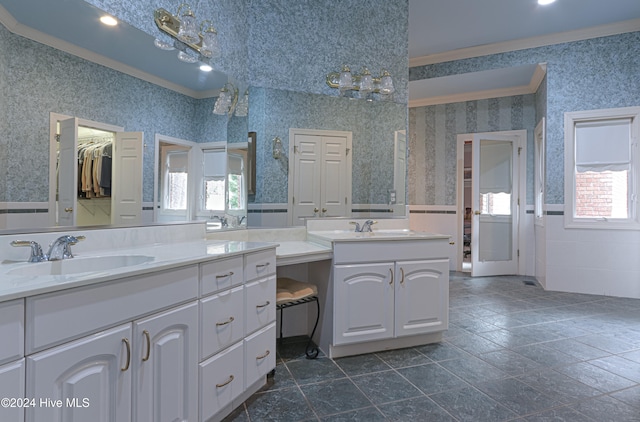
[305, 297, 320, 359]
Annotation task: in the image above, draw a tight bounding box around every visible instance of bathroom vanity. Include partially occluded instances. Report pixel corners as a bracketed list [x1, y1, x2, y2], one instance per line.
[0, 224, 277, 422]
[306, 224, 450, 358]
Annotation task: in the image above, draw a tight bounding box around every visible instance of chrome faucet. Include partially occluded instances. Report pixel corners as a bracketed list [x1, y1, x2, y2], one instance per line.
[46, 235, 85, 261]
[349, 221, 362, 232]
[211, 215, 228, 228]
[10, 240, 47, 262]
[361, 220, 377, 232]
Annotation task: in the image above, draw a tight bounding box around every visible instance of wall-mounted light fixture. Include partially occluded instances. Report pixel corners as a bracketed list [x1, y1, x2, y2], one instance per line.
[326, 65, 395, 100]
[154, 4, 220, 63]
[272, 137, 283, 159]
[212, 83, 239, 115]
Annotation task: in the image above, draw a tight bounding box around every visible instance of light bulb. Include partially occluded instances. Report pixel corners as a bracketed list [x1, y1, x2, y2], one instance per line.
[177, 4, 199, 44]
[338, 65, 353, 92]
[379, 70, 395, 95]
[201, 23, 220, 58]
[359, 67, 373, 94]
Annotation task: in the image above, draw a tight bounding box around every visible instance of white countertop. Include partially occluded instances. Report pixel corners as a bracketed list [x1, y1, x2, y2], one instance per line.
[0, 240, 277, 302]
[308, 229, 450, 245]
[275, 241, 332, 266]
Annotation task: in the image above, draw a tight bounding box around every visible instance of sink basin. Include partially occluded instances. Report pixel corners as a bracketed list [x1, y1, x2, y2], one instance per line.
[6, 255, 154, 277]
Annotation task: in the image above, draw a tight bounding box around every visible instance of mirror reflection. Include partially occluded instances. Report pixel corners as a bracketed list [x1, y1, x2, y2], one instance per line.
[0, 0, 407, 234]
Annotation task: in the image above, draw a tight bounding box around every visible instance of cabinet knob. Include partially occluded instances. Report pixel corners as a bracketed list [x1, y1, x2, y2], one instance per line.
[64, 207, 73, 213]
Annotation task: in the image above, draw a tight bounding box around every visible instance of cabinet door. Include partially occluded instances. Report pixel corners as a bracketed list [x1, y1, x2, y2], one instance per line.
[394, 259, 449, 337]
[334, 263, 394, 345]
[132, 302, 198, 422]
[0, 359, 25, 422]
[26, 324, 132, 422]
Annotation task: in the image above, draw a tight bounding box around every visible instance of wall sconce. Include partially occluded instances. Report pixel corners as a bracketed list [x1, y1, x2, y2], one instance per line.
[272, 137, 283, 159]
[326, 65, 395, 99]
[234, 89, 249, 117]
[212, 83, 239, 115]
[154, 4, 220, 62]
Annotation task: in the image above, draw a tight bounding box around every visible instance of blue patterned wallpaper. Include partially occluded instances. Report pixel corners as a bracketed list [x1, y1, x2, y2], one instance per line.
[249, 87, 406, 204]
[410, 32, 640, 204]
[0, 23, 7, 201]
[409, 95, 536, 206]
[1, 24, 221, 203]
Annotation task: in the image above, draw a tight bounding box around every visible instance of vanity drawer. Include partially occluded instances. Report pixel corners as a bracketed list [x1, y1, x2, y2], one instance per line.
[245, 275, 276, 335]
[199, 341, 244, 422]
[0, 299, 24, 365]
[200, 256, 244, 296]
[245, 322, 276, 388]
[200, 285, 245, 360]
[244, 249, 276, 282]
[26, 265, 199, 354]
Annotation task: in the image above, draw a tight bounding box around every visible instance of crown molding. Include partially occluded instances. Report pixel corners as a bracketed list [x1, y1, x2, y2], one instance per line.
[409, 63, 547, 107]
[0, 5, 216, 99]
[410, 18, 640, 67]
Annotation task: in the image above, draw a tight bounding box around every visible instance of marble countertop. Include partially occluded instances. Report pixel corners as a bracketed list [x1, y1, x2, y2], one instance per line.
[0, 240, 277, 302]
[275, 241, 332, 266]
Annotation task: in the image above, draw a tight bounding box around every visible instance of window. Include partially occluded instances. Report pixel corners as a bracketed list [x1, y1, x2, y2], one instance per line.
[534, 118, 545, 224]
[227, 153, 245, 211]
[564, 107, 639, 229]
[202, 148, 226, 212]
[162, 149, 188, 211]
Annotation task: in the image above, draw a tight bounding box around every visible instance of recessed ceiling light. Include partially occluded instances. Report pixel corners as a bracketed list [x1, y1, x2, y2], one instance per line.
[538, 0, 556, 5]
[200, 64, 213, 72]
[100, 15, 118, 26]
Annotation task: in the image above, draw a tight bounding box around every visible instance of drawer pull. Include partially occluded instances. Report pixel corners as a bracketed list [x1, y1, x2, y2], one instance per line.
[256, 262, 271, 269]
[216, 375, 235, 388]
[389, 268, 394, 285]
[256, 301, 271, 309]
[216, 316, 235, 326]
[215, 271, 234, 279]
[121, 338, 131, 372]
[142, 330, 151, 362]
[256, 350, 270, 360]
[400, 267, 405, 285]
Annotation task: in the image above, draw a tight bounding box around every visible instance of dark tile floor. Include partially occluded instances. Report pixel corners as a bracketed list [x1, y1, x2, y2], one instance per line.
[225, 273, 640, 421]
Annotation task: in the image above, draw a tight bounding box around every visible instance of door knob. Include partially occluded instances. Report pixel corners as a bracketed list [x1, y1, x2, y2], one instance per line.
[322, 208, 327, 214]
[313, 208, 319, 215]
[64, 207, 73, 213]
[474, 210, 481, 215]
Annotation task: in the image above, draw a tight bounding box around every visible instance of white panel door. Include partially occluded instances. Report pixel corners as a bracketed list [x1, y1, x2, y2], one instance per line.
[394, 260, 448, 337]
[132, 302, 198, 422]
[393, 130, 407, 213]
[292, 134, 322, 224]
[471, 133, 520, 276]
[26, 324, 132, 422]
[320, 136, 348, 217]
[333, 263, 394, 345]
[0, 359, 25, 422]
[291, 130, 351, 225]
[112, 132, 143, 225]
[57, 118, 78, 227]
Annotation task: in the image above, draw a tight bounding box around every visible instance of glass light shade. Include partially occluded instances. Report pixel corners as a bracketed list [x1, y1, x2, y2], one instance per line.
[359, 69, 373, 94]
[177, 4, 199, 44]
[272, 137, 282, 159]
[213, 87, 233, 115]
[177, 50, 198, 63]
[154, 38, 175, 51]
[235, 91, 249, 117]
[201, 30, 220, 58]
[338, 65, 353, 92]
[379, 71, 395, 95]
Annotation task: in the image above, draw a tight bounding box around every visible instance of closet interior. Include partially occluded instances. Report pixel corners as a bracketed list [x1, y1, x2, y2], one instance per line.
[58, 126, 115, 226]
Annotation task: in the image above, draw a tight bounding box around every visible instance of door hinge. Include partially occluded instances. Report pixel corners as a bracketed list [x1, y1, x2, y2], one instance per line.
[294, 145, 298, 154]
[346, 148, 350, 155]
[517, 198, 520, 206]
[292, 196, 295, 205]
[517, 249, 520, 257]
[345, 197, 347, 204]
[518, 146, 522, 155]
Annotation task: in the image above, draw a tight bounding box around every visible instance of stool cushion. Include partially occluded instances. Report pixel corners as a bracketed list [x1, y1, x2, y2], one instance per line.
[276, 277, 318, 305]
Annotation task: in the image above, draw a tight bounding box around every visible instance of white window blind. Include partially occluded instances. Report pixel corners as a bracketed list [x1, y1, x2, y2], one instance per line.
[575, 118, 631, 172]
[480, 140, 512, 194]
[167, 151, 188, 172]
[203, 149, 226, 177]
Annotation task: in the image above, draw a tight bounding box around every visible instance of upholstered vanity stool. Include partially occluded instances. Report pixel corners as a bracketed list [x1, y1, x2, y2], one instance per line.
[276, 277, 320, 359]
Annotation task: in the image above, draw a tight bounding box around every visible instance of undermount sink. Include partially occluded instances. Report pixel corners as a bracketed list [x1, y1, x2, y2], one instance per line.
[6, 255, 154, 277]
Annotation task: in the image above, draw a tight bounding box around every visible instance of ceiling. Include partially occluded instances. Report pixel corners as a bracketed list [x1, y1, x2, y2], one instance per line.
[1, 0, 639, 102]
[408, 0, 640, 106]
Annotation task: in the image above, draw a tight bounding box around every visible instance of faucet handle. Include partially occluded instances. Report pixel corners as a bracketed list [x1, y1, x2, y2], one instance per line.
[67, 235, 85, 245]
[11, 240, 47, 262]
[349, 221, 361, 232]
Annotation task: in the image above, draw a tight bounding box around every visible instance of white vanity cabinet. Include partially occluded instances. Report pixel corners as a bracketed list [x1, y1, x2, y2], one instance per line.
[198, 249, 276, 422]
[323, 238, 449, 357]
[0, 299, 25, 422]
[132, 301, 199, 422]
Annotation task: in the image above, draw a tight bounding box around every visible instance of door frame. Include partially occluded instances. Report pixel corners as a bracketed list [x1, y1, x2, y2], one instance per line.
[455, 130, 527, 274]
[287, 128, 353, 226]
[48, 112, 124, 226]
